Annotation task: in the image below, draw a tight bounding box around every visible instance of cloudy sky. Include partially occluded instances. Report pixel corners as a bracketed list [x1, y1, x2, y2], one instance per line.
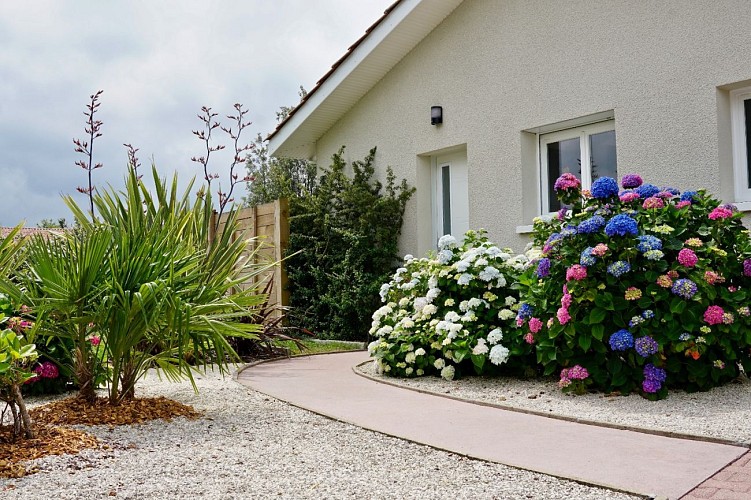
[0, 0, 393, 226]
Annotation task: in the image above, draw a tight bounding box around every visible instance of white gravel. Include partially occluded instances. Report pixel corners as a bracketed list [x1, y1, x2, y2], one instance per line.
[1, 365, 640, 500]
[356, 360, 751, 445]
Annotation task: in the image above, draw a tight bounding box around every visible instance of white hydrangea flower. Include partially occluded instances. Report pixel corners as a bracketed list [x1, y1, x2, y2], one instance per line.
[413, 297, 428, 312]
[485, 246, 502, 257]
[489, 345, 510, 366]
[384, 364, 391, 372]
[401, 281, 416, 291]
[449, 323, 463, 335]
[472, 338, 489, 355]
[437, 249, 453, 264]
[457, 273, 473, 285]
[422, 304, 437, 316]
[462, 312, 477, 322]
[498, 309, 515, 320]
[438, 269, 451, 277]
[405, 352, 416, 364]
[401, 319, 415, 329]
[487, 328, 503, 344]
[494, 275, 507, 287]
[454, 260, 471, 272]
[415, 348, 426, 356]
[404, 254, 414, 262]
[379, 283, 390, 301]
[444, 298, 455, 307]
[428, 276, 438, 289]
[459, 300, 470, 312]
[405, 367, 414, 375]
[445, 311, 461, 322]
[461, 248, 481, 262]
[426, 288, 440, 301]
[441, 365, 456, 381]
[434, 358, 446, 369]
[367, 340, 380, 354]
[397, 362, 407, 369]
[474, 257, 488, 267]
[416, 369, 424, 376]
[505, 296, 517, 306]
[376, 325, 393, 337]
[479, 266, 501, 282]
[467, 297, 483, 309]
[399, 297, 409, 307]
[429, 319, 439, 327]
[438, 234, 457, 249]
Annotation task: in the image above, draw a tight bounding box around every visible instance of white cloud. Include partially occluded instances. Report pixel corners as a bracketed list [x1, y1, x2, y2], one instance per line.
[0, 0, 392, 226]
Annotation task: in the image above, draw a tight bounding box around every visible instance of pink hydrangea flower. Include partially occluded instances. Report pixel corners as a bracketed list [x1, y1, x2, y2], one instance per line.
[528, 317, 543, 333]
[566, 264, 587, 281]
[524, 332, 535, 345]
[675, 200, 691, 209]
[656, 275, 672, 288]
[554, 172, 581, 191]
[557, 307, 571, 325]
[642, 197, 664, 209]
[591, 243, 608, 257]
[708, 207, 733, 220]
[704, 270, 724, 285]
[677, 248, 698, 267]
[619, 192, 640, 203]
[667, 270, 679, 279]
[703, 305, 725, 325]
[561, 292, 572, 309]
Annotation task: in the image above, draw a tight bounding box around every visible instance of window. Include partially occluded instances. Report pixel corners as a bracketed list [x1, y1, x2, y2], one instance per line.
[540, 120, 617, 213]
[730, 86, 751, 203]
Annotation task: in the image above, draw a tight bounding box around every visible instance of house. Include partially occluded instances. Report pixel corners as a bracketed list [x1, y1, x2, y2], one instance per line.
[0, 227, 67, 240]
[268, 0, 751, 256]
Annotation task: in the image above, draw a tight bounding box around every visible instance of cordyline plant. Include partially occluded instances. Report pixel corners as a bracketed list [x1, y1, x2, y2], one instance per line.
[191, 103, 254, 232]
[20, 168, 271, 405]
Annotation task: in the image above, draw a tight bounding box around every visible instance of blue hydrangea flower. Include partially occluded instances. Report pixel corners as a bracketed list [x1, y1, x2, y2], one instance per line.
[634, 336, 659, 357]
[661, 187, 680, 196]
[561, 225, 578, 237]
[644, 363, 667, 383]
[636, 235, 662, 253]
[517, 303, 534, 319]
[671, 278, 698, 299]
[605, 214, 638, 237]
[679, 333, 693, 341]
[629, 316, 644, 328]
[580, 247, 596, 266]
[680, 191, 698, 202]
[609, 329, 634, 351]
[635, 183, 660, 198]
[536, 258, 551, 278]
[607, 260, 631, 277]
[590, 177, 619, 199]
[642, 310, 655, 319]
[577, 215, 606, 234]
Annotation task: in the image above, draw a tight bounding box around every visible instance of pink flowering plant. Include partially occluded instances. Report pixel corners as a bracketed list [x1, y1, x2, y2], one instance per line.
[369, 230, 534, 380]
[520, 173, 751, 399]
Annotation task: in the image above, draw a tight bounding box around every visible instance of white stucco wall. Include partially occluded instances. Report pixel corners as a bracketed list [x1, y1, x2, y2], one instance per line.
[313, 0, 751, 256]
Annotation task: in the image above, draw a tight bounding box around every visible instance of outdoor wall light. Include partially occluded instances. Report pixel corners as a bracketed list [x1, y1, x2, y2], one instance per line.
[431, 106, 443, 125]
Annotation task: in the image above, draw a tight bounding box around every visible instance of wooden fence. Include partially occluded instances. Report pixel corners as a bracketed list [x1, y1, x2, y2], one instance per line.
[210, 199, 290, 312]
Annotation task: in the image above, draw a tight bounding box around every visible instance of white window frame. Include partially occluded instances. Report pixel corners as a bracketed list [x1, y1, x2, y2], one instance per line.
[730, 86, 751, 205]
[539, 119, 616, 214]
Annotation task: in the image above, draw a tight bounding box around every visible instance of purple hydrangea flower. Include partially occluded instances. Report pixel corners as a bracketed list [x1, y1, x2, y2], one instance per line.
[744, 259, 751, 277]
[605, 214, 638, 237]
[591, 177, 619, 199]
[643, 363, 667, 383]
[609, 329, 634, 351]
[642, 379, 661, 393]
[621, 174, 643, 189]
[634, 336, 659, 357]
[671, 278, 698, 299]
[536, 258, 551, 278]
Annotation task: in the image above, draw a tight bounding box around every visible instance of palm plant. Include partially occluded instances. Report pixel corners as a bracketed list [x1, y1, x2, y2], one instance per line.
[70, 167, 268, 404]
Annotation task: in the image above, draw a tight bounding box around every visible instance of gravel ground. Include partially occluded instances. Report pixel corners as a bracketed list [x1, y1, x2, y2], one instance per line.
[1, 366, 640, 500]
[356, 360, 751, 445]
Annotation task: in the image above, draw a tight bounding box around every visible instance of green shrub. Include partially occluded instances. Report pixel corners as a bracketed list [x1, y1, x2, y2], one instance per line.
[286, 147, 414, 341]
[368, 230, 535, 379]
[519, 173, 751, 399]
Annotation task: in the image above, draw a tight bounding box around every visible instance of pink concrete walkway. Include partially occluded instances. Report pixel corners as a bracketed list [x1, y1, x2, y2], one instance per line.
[237, 351, 749, 499]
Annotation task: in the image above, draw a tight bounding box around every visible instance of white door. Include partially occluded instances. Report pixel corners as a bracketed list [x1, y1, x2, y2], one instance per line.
[433, 151, 469, 246]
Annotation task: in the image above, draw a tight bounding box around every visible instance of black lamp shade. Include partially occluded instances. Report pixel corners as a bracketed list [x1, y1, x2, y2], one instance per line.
[431, 106, 443, 125]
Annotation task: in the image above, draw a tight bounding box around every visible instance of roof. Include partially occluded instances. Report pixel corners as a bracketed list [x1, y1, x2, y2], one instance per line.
[267, 0, 464, 159]
[0, 227, 68, 240]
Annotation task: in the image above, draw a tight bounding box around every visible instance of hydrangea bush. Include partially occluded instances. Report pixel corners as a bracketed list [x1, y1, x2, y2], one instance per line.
[520, 173, 751, 398]
[368, 230, 534, 379]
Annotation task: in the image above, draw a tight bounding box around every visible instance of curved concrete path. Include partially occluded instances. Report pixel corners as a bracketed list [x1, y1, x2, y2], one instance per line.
[237, 351, 748, 499]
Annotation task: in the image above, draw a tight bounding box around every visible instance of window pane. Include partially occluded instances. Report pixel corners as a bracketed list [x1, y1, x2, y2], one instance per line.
[589, 130, 617, 181]
[441, 165, 451, 235]
[745, 98, 751, 188]
[547, 137, 580, 212]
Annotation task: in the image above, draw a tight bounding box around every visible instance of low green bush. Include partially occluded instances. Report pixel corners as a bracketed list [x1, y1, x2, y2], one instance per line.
[286, 147, 414, 341]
